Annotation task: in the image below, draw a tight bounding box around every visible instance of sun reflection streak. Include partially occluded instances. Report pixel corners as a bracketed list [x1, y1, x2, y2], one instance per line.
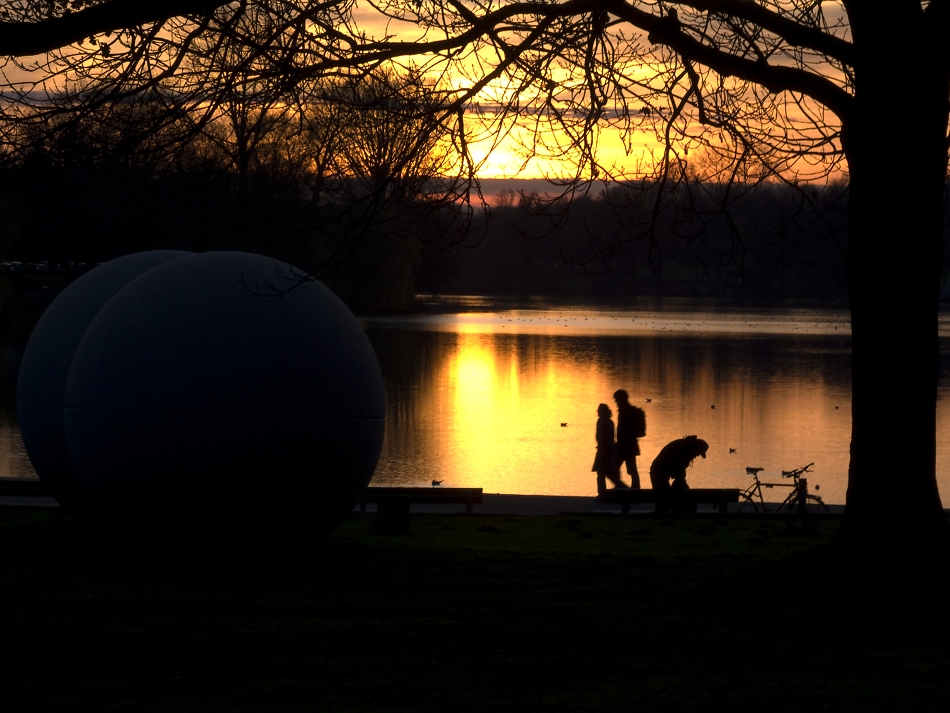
[449, 334, 497, 426]
[371, 320, 863, 502]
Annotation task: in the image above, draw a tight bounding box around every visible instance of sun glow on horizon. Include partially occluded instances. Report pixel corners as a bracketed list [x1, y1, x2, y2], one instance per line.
[349, 7, 679, 181]
[348, 5, 847, 183]
[1, 3, 849, 185]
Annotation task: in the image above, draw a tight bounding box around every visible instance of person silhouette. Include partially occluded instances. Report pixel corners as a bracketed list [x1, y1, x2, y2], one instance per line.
[613, 389, 646, 489]
[592, 403, 628, 495]
[649, 435, 709, 513]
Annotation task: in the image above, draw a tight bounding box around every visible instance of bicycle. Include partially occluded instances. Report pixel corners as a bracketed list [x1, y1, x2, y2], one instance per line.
[737, 462, 828, 513]
[778, 463, 829, 514]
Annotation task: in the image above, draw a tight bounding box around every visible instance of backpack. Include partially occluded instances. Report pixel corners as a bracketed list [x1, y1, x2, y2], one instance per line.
[632, 406, 646, 438]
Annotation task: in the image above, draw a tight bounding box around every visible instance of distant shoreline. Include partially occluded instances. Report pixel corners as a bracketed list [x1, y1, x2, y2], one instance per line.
[408, 293, 853, 314]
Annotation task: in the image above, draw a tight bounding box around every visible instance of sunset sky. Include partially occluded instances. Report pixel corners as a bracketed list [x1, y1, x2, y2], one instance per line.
[349, 5, 672, 182]
[0, 3, 848, 186]
[348, 3, 846, 184]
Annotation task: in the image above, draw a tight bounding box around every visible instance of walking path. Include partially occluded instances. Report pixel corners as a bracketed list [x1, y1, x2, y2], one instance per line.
[360, 492, 846, 515]
[0, 490, 847, 515]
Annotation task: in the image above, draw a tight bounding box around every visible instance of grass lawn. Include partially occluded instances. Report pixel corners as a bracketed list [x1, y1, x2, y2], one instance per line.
[1, 507, 947, 712]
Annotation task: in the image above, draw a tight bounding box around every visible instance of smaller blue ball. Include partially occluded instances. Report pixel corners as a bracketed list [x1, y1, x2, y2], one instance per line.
[17, 251, 191, 510]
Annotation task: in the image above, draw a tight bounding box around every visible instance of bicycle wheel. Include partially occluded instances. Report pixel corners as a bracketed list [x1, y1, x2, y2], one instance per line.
[736, 493, 760, 513]
[783, 493, 827, 514]
[776, 493, 800, 514]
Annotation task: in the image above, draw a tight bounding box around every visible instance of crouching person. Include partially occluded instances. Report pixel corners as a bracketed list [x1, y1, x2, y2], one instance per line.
[649, 436, 709, 514]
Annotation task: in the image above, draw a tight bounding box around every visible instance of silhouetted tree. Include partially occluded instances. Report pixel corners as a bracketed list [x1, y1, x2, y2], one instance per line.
[0, 2, 947, 554]
[2, 5, 481, 310]
[301, 68, 477, 310]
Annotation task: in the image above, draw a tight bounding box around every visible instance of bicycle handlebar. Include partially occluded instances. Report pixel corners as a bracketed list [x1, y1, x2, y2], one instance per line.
[781, 462, 814, 478]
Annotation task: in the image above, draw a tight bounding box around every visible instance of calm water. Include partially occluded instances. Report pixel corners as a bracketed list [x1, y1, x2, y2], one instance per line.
[3, 301, 950, 506]
[365, 304, 950, 505]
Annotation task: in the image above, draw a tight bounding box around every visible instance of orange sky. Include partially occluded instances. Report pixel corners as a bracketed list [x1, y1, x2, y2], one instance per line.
[351, 6, 847, 183]
[350, 7, 674, 181]
[0, 4, 846, 184]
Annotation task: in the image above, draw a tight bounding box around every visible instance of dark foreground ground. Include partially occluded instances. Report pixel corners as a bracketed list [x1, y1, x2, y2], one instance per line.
[1, 508, 947, 712]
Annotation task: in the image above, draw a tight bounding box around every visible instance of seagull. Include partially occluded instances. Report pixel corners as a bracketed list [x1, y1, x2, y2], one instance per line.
[729, 448, 737, 453]
[711, 405, 716, 409]
[560, 422, 568, 427]
[431, 479, 443, 486]
[645, 398, 652, 403]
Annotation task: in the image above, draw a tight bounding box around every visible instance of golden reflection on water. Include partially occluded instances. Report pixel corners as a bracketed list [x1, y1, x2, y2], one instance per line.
[443, 332, 615, 496]
[369, 316, 874, 504]
[3, 305, 948, 508]
[449, 334, 512, 495]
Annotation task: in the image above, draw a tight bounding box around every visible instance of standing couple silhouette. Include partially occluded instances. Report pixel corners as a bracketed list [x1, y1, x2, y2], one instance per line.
[592, 389, 646, 496]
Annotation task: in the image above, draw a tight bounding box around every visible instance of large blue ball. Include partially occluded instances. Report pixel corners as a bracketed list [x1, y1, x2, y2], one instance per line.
[30, 251, 385, 536]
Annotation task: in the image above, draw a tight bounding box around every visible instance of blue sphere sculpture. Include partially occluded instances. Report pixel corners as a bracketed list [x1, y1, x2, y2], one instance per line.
[17, 251, 192, 510]
[25, 251, 386, 536]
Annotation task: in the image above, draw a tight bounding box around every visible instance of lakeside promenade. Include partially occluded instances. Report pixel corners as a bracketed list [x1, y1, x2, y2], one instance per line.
[0, 487, 847, 515]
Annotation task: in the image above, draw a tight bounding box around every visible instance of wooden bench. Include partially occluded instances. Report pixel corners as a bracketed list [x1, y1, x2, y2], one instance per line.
[596, 488, 740, 514]
[358, 487, 484, 514]
[0, 477, 49, 497]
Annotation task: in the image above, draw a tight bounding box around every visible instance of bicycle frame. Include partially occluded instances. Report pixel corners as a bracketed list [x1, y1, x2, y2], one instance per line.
[738, 463, 826, 513]
[738, 467, 794, 513]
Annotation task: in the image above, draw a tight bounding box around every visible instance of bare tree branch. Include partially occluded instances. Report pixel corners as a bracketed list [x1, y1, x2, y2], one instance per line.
[667, 0, 854, 64]
[0, 0, 227, 56]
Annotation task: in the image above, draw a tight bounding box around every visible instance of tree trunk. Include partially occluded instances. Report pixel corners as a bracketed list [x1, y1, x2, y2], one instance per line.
[838, 27, 950, 556]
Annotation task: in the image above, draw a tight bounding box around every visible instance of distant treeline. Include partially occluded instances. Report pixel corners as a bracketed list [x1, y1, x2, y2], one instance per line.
[1, 63, 947, 313]
[0, 153, 946, 311]
[0, 68, 469, 315]
[419, 180, 858, 304]
[0, 152, 446, 315]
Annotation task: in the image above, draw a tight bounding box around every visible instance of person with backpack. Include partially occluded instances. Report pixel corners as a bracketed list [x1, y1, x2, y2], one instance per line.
[613, 389, 646, 488]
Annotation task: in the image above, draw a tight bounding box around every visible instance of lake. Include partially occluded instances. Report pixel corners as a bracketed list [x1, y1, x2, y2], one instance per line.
[3, 299, 950, 506]
[365, 301, 950, 505]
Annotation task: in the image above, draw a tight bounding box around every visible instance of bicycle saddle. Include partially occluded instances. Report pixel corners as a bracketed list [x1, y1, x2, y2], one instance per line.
[745, 466, 765, 475]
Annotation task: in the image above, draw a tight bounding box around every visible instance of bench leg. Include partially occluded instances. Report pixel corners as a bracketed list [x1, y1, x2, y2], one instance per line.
[376, 496, 411, 533]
